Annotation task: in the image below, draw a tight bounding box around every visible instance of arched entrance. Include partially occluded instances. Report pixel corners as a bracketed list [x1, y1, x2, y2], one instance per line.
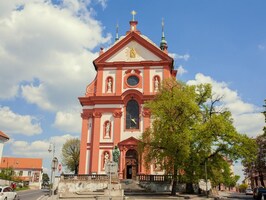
[125, 149, 138, 179]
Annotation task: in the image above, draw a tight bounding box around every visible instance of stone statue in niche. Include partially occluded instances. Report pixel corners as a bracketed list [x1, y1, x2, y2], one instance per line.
[103, 152, 110, 169]
[104, 121, 111, 138]
[154, 77, 159, 92]
[107, 78, 112, 93]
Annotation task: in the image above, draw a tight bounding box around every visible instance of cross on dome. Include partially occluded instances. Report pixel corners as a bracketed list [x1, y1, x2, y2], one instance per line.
[131, 10, 137, 21]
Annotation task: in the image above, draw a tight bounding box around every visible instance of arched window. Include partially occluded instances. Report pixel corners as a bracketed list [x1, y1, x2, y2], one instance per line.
[126, 100, 139, 129]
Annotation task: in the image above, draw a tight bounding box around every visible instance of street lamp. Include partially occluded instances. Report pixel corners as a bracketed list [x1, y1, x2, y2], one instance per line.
[48, 143, 56, 196]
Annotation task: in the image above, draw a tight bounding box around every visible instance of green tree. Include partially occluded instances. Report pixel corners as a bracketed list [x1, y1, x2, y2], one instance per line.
[243, 99, 266, 188]
[140, 79, 200, 195]
[61, 138, 80, 174]
[139, 78, 257, 195]
[0, 167, 15, 180]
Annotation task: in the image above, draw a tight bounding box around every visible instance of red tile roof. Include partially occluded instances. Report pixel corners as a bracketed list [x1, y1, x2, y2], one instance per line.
[0, 157, 42, 170]
[0, 131, 9, 141]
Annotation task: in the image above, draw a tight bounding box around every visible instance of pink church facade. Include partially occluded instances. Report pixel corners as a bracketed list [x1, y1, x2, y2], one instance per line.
[78, 18, 177, 179]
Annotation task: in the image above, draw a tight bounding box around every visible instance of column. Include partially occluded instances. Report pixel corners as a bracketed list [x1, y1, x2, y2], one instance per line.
[118, 146, 127, 179]
[90, 112, 102, 173]
[143, 66, 150, 95]
[113, 111, 122, 145]
[78, 111, 92, 174]
[140, 109, 151, 174]
[115, 67, 122, 95]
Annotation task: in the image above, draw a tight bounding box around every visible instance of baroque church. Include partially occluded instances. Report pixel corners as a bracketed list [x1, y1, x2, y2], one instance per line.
[78, 12, 177, 179]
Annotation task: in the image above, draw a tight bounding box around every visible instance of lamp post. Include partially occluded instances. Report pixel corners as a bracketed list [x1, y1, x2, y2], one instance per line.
[48, 143, 55, 196]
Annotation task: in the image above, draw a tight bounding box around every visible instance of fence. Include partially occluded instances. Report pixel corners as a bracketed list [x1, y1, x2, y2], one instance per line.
[61, 174, 108, 181]
[137, 174, 173, 182]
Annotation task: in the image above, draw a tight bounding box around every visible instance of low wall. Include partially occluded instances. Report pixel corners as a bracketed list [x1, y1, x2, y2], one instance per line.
[139, 181, 172, 192]
[58, 174, 109, 194]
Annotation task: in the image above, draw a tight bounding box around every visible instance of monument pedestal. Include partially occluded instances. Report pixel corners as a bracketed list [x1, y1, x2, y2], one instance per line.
[104, 161, 124, 198]
[104, 183, 124, 197]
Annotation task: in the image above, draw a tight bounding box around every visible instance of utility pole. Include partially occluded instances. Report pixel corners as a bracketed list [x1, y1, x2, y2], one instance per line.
[48, 143, 55, 196]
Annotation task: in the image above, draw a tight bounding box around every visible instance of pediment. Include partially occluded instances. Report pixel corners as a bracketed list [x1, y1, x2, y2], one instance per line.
[106, 40, 161, 62]
[93, 32, 173, 69]
[118, 136, 140, 147]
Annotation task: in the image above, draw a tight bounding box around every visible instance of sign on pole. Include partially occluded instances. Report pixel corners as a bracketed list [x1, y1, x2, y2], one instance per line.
[105, 161, 118, 175]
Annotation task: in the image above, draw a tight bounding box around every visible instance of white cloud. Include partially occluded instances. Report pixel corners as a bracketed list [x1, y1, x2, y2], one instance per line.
[176, 65, 188, 76]
[0, 106, 42, 136]
[258, 44, 265, 50]
[9, 133, 79, 173]
[187, 73, 264, 137]
[53, 110, 81, 133]
[169, 53, 190, 61]
[21, 83, 54, 111]
[0, 0, 111, 112]
[10, 134, 78, 158]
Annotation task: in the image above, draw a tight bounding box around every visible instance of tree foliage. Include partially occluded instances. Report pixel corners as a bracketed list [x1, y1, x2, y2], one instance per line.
[0, 167, 15, 180]
[139, 78, 257, 195]
[61, 138, 80, 174]
[243, 99, 266, 188]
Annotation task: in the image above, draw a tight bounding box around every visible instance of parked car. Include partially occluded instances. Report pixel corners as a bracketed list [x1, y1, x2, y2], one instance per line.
[246, 188, 253, 195]
[0, 186, 18, 200]
[253, 187, 266, 200]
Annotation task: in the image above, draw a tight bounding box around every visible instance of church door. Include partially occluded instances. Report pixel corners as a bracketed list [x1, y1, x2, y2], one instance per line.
[125, 149, 138, 180]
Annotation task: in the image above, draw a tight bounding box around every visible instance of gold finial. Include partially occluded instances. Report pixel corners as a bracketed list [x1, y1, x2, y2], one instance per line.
[131, 10, 137, 21]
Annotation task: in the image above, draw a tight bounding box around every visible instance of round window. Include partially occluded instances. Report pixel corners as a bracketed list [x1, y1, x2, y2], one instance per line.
[127, 76, 139, 86]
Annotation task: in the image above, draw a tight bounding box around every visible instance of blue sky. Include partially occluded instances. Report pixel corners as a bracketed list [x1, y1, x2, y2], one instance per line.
[0, 0, 265, 182]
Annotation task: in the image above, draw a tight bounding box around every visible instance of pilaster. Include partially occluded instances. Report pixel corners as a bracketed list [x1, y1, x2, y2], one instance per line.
[79, 111, 92, 174]
[90, 112, 102, 173]
[113, 111, 122, 145]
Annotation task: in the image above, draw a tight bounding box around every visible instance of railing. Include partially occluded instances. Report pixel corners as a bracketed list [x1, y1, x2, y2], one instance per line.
[137, 174, 173, 182]
[61, 174, 108, 181]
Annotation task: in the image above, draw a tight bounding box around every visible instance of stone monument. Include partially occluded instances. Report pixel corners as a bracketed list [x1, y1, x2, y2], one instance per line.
[103, 146, 124, 199]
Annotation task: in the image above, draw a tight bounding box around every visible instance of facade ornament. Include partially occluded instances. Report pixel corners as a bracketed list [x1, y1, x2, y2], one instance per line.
[103, 152, 110, 170]
[93, 112, 102, 118]
[81, 112, 93, 119]
[107, 78, 112, 93]
[130, 47, 136, 58]
[154, 77, 159, 92]
[104, 121, 111, 138]
[142, 110, 151, 117]
[113, 111, 122, 118]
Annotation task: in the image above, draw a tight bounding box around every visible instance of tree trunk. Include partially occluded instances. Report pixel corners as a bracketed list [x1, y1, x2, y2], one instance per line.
[171, 165, 178, 196]
[259, 172, 265, 187]
[186, 182, 194, 194]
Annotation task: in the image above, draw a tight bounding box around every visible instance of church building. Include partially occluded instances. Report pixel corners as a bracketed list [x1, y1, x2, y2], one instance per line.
[78, 12, 177, 179]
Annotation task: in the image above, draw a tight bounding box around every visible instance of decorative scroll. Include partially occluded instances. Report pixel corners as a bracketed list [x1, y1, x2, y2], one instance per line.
[93, 112, 102, 118]
[142, 110, 151, 117]
[113, 111, 122, 118]
[81, 112, 93, 119]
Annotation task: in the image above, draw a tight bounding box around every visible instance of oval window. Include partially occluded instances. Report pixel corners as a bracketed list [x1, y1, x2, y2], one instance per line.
[127, 76, 139, 86]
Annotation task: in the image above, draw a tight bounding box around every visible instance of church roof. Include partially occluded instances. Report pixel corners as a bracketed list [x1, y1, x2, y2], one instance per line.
[93, 20, 174, 70]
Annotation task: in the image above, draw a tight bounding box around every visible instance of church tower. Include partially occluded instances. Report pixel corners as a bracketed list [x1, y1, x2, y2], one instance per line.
[78, 12, 177, 179]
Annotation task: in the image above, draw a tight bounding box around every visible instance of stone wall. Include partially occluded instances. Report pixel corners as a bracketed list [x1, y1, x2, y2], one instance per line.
[58, 175, 109, 194]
